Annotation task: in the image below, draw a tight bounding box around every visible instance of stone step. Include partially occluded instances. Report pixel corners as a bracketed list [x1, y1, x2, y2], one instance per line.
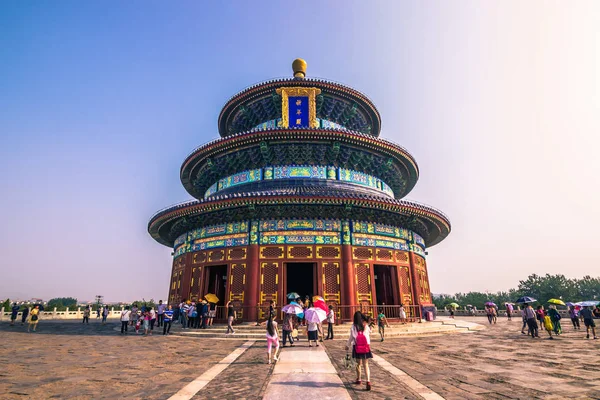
[172, 321, 477, 340]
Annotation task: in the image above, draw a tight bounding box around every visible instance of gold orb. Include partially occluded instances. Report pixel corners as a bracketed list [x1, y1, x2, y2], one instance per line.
[292, 58, 307, 78]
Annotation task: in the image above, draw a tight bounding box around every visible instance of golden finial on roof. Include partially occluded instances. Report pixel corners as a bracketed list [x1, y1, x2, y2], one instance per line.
[292, 58, 307, 78]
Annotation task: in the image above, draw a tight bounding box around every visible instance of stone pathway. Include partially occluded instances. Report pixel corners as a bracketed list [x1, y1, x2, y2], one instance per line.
[2, 317, 599, 399]
[262, 344, 350, 400]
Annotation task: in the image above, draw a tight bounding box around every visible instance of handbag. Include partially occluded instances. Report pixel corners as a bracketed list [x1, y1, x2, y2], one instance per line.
[292, 328, 298, 338]
[342, 352, 356, 369]
[31, 314, 38, 322]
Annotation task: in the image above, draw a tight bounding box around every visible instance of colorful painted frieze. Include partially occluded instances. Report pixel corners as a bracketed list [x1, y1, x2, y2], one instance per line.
[204, 182, 218, 198]
[259, 219, 341, 232]
[218, 169, 261, 191]
[273, 165, 326, 179]
[174, 233, 187, 247]
[352, 221, 411, 240]
[410, 243, 426, 258]
[260, 230, 341, 245]
[188, 221, 248, 240]
[413, 232, 426, 249]
[191, 233, 249, 251]
[352, 233, 409, 251]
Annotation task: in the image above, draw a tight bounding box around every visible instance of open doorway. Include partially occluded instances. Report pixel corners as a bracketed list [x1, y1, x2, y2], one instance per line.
[285, 262, 315, 304]
[204, 265, 228, 306]
[374, 265, 397, 306]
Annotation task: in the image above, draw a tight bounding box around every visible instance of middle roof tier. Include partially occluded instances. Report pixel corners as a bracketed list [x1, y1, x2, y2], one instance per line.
[181, 128, 419, 201]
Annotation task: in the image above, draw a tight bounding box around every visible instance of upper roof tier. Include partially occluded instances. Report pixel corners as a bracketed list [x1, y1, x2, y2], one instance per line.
[218, 59, 382, 137]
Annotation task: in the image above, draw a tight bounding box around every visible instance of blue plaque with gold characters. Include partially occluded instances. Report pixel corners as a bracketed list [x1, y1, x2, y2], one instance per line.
[288, 96, 309, 127]
[276, 87, 321, 128]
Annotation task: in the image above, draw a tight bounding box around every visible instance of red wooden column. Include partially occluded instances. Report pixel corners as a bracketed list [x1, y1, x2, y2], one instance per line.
[408, 252, 422, 319]
[341, 244, 357, 319]
[180, 253, 193, 302]
[245, 244, 260, 322]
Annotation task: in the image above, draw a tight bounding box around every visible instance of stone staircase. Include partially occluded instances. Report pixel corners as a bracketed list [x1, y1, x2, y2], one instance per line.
[172, 318, 484, 340]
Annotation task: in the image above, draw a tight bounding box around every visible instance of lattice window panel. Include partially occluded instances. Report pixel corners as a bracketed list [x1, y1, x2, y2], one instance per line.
[395, 251, 409, 264]
[193, 252, 207, 264]
[322, 262, 340, 304]
[259, 262, 279, 319]
[288, 246, 312, 259]
[419, 269, 431, 303]
[209, 250, 225, 262]
[229, 264, 246, 318]
[228, 248, 247, 260]
[376, 249, 393, 261]
[260, 246, 284, 259]
[353, 247, 373, 260]
[398, 266, 412, 305]
[355, 263, 373, 305]
[317, 246, 340, 259]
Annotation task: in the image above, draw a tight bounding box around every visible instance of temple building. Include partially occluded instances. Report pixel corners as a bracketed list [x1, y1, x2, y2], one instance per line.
[148, 59, 450, 321]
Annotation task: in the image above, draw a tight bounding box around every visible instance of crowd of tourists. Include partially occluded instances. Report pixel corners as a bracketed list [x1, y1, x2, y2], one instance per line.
[518, 303, 598, 340]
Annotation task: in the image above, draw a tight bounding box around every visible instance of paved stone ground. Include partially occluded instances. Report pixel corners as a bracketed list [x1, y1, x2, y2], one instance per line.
[325, 317, 600, 400]
[1, 317, 599, 399]
[0, 320, 245, 399]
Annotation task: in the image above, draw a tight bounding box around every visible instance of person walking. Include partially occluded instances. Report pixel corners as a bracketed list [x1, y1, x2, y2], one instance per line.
[485, 306, 494, 324]
[102, 305, 109, 324]
[520, 307, 528, 334]
[307, 319, 320, 347]
[547, 305, 562, 335]
[163, 305, 174, 335]
[96, 307, 101, 319]
[28, 305, 40, 332]
[325, 305, 335, 340]
[579, 306, 598, 339]
[156, 300, 166, 328]
[377, 309, 390, 342]
[200, 300, 209, 329]
[21, 306, 29, 326]
[180, 300, 189, 329]
[207, 301, 216, 327]
[149, 307, 156, 331]
[524, 303, 539, 339]
[226, 300, 236, 335]
[542, 314, 554, 340]
[130, 304, 139, 327]
[266, 314, 280, 364]
[143, 310, 152, 336]
[120, 306, 131, 334]
[83, 306, 91, 324]
[505, 303, 513, 321]
[399, 304, 407, 324]
[346, 311, 373, 391]
[535, 306, 545, 329]
[568, 306, 580, 330]
[281, 313, 294, 347]
[10, 303, 20, 326]
[187, 302, 196, 329]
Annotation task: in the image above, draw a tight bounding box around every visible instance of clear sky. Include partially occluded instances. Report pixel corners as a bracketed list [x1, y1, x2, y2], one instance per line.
[1, 2, 599, 302]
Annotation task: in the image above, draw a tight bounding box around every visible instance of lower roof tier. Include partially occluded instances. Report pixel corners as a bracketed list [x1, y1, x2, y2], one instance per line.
[148, 186, 450, 248]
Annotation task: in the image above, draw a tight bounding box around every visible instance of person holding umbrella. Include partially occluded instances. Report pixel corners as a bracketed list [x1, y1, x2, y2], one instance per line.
[304, 306, 327, 347]
[547, 305, 562, 335]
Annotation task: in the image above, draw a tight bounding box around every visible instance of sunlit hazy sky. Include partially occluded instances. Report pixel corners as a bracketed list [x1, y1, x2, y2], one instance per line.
[1, 2, 599, 302]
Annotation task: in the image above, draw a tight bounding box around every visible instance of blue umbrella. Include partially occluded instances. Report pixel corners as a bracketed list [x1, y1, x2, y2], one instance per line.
[287, 292, 300, 300]
[578, 301, 599, 307]
[515, 296, 537, 304]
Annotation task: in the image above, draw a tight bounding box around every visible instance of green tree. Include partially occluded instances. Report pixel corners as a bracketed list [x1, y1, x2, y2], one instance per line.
[47, 297, 78, 310]
[574, 276, 600, 301]
[517, 274, 577, 304]
[1, 298, 10, 310]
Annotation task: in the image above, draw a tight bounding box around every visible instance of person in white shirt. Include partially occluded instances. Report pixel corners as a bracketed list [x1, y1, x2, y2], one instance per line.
[120, 306, 131, 334]
[156, 300, 166, 327]
[307, 320, 319, 347]
[345, 311, 373, 391]
[325, 305, 335, 340]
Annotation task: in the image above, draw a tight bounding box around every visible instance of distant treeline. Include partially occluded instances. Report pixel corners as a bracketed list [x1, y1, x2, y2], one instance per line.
[433, 274, 600, 309]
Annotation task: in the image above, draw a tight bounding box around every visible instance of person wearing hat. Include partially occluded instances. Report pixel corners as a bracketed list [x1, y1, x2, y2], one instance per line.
[200, 300, 209, 329]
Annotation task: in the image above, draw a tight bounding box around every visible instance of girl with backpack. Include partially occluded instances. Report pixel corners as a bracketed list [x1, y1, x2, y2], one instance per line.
[266, 314, 280, 364]
[345, 311, 373, 391]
